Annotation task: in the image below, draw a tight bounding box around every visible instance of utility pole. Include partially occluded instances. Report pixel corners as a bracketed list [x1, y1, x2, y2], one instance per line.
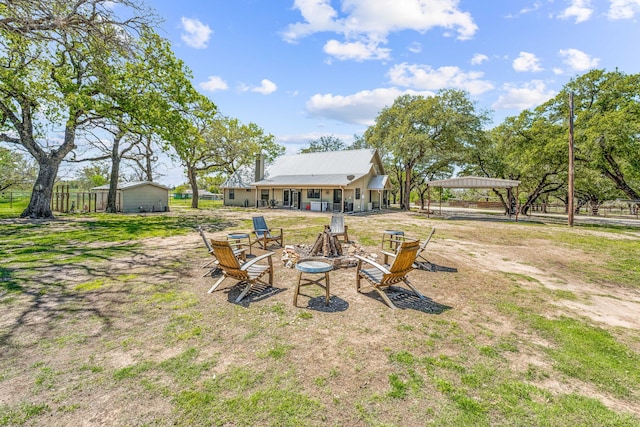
[568, 92, 575, 227]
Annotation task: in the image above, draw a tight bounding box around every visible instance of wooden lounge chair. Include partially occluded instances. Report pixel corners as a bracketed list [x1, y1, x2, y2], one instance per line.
[198, 226, 246, 277]
[207, 239, 275, 303]
[355, 239, 425, 309]
[328, 214, 349, 243]
[252, 216, 284, 250]
[383, 227, 436, 271]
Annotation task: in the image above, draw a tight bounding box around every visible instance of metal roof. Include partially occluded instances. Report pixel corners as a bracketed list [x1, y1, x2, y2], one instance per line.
[367, 175, 390, 190]
[264, 148, 377, 177]
[255, 173, 367, 187]
[92, 181, 170, 191]
[221, 164, 255, 189]
[427, 176, 520, 188]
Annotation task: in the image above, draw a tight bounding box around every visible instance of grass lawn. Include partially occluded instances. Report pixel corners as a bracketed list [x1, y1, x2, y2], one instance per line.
[1, 207, 639, 426]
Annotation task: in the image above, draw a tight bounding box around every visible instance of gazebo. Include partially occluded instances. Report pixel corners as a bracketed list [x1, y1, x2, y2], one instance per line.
[426, 176, 521, 221]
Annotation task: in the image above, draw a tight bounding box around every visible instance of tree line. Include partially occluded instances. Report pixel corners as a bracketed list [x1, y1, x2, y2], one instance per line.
[360, 70, 640, 214]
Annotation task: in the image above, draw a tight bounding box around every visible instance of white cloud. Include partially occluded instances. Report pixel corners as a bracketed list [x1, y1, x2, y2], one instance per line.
[388, 63, 494, 95]
[558, 48, 599, 71]
[607, 0, 640, 19]
[251, 79, 278, 95]
[519, 2, 542, 15]
[558, 0, 594, 23]
[199, 76, 228, 92]
[493, 80, 556, 110]
[513, 52, 543, 72]
[471, 53, 488, 65]
[180, 17, 213, 49]
[323, 39, 391, 61]
[306, 87, 434, 125]
[283, 0, 478, 60]
[407, 42, 422, 54]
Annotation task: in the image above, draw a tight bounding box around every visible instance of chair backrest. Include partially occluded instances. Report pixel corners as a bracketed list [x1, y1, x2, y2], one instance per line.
[330, 215, 345, 233]
[210, 239, 243, 271]
[198, 226, 213, 252]
[252, 216, 268, 232]
[388, 240, 420, 273]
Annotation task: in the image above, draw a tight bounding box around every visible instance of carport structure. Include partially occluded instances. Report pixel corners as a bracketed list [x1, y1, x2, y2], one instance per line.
[426, 176, 521, 221]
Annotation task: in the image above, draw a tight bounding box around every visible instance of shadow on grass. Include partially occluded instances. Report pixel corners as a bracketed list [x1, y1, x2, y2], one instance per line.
[0, 241, 195, 349]
[358, 287, 452, 313]
[222, 283, 287, 307]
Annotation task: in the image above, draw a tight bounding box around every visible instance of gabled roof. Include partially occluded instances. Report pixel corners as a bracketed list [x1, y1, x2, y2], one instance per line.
[92, 181, 170, 191]
[221, 165, 255, 189]
[427, 176, 520, 188]
[263, 148, 378, 178]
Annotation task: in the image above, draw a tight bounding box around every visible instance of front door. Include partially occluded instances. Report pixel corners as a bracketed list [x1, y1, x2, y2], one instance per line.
[333, 189, 342, 212]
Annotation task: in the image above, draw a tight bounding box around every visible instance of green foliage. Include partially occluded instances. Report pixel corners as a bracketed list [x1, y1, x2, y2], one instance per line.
[366, 90, 489, 210]
[0, 148, 36, 191]
[0, 402, 50, 426]
[299, 135, 346, 153]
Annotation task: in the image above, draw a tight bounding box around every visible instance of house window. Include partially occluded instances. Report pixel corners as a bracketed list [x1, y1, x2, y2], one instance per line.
[229, 189, 235, 200]
[355, 188, 361, 200]
[307, 189, 320, 199]
[261, 189, 270, 201]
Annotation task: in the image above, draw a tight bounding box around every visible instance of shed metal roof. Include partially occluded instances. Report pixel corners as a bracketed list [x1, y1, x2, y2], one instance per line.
[427, 176, 520, 188]
[92, 181, 170, 191]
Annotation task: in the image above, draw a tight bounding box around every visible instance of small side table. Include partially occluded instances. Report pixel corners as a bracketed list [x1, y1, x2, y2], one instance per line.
[382, 230, 404, 250]
[294, 260, 332, 306]
[227, 233, 253, 255]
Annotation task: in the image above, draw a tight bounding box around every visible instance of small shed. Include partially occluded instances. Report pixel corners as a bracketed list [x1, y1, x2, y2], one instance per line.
[92, 181, 170, 213]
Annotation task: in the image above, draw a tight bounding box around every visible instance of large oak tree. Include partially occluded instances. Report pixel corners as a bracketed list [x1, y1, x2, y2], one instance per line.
[0, 0, 154, 218]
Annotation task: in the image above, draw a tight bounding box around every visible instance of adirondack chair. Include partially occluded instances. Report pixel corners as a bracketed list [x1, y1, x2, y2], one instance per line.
[383, 227, 436, 271]
[198, 226, 246, 277]
[328, 214, 349, 243]
[207, 239, 275, 303]
[252, 216, 284, 250]
[355, 239, 425, 309]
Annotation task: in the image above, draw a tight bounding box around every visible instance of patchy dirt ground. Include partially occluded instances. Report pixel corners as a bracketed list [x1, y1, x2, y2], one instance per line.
[1, 208, 639, 425]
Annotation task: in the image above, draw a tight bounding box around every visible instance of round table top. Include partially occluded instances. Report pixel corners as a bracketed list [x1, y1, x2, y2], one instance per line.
[296, 260, 332, 273]
[383, 230, 404, 235]
[227, 233, 250, 239]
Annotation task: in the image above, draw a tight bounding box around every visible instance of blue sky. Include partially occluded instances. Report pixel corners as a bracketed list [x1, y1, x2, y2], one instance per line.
[138, 0, 640, 186]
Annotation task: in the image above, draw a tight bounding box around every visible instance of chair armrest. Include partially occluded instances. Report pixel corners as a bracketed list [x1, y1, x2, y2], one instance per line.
[354, 254, 391, 274]
[380, 250, 396, 264]
[240, 252, 275, 271]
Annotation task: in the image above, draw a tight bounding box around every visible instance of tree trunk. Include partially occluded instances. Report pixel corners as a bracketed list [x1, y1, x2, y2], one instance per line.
[106, 135, 123, 213]
[20, 157, 60, 219]
[403, 165, 412, 211]
[187, 166, 199, 209]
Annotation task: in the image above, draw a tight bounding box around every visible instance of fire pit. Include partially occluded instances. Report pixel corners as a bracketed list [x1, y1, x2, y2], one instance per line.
[281, 239, 370, 269]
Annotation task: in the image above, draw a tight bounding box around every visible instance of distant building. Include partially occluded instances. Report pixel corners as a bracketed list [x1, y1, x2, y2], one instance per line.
[221, 149, 391, 212]
[92, 181, 170, 213]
